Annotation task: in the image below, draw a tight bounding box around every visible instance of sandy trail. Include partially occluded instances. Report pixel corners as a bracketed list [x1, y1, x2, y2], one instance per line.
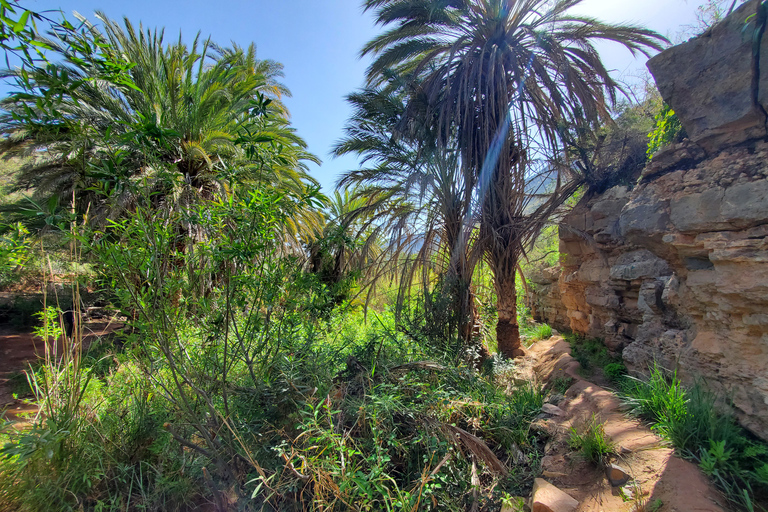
[522, 335, 727, 512]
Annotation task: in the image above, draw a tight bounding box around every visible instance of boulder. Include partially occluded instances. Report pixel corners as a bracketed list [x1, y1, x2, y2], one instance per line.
[530, 478, 578, 512]
[647, 0, 768, 152]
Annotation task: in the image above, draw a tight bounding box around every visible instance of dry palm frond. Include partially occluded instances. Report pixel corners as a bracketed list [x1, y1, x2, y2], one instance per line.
[423, 417, 508, 476]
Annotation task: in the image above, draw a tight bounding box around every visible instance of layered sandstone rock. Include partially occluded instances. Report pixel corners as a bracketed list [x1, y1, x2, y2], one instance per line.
[529, 142, 768, 442]
[527, 3, 768, 440]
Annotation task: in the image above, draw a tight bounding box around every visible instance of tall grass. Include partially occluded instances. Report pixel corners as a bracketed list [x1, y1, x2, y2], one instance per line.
[621, 365, 768, 511]
[568, 414, 614, 465]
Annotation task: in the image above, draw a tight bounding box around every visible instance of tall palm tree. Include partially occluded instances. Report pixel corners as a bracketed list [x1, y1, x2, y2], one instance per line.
[361, 0, 666, 357]
[334, 86, 483, 344]
[0, 13, 321, 243]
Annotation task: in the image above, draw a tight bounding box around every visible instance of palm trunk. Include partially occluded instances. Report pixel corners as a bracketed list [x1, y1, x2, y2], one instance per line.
[495, 267, 524, 358]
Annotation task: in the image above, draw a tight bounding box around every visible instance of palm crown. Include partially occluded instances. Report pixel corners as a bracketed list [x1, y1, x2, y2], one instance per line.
[0, 13, 320, 235]
[357, 0, 667, 356]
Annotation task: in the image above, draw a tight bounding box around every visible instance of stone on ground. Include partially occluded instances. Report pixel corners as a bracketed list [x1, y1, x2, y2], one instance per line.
[531, 478, 578, 512]
[541, 403, 565, 416]
[605, 463, 631, 487]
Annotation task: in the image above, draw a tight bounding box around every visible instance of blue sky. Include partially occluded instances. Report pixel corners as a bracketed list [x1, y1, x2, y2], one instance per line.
[27, 0, 708, 191]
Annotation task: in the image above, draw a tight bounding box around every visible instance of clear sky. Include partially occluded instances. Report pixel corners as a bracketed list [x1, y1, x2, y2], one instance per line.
[27, 0, 710, 192]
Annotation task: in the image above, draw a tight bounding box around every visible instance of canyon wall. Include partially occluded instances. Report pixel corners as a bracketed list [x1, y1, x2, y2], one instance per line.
[527, 0, 768, 440]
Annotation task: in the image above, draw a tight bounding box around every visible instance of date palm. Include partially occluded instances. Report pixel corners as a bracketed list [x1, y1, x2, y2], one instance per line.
[0, 13, 321, 244]
[361, 0, 666, 357]
[334, 86, 483, 347]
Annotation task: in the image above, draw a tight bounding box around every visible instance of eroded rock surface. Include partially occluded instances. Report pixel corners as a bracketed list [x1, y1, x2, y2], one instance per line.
[528, 143, 768, 441]
[527, 1, 768, 441]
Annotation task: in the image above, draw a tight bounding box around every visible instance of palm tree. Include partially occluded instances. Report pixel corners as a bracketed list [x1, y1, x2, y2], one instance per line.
[360, 0, 666, 357]
[0, 13, 321, 244]
[306, 187, 387, 303]
[334, 85, 484, 348]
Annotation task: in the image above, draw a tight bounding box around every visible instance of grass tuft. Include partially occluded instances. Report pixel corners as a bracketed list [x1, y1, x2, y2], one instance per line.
[620, 364, 768, 511]
[568, 414, 614, 465]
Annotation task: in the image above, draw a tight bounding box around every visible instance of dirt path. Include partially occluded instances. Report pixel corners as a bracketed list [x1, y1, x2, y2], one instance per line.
[0, 328, 41, 423]
[0, 321, 122, 425]
[521, 335, 727, 512]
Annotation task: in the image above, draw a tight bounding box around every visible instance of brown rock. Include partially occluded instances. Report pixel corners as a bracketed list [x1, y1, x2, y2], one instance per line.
[647, 0, 768, 152]
[531, 418, 558, 438]
[541, 404, 565, 416]
[605, 463, 631, 487]
[531, 478, 578, 512]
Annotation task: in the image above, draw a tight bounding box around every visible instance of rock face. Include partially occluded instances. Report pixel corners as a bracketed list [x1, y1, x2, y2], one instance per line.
[527, 4, 768, 441]
[529, 142, 768, 441]
[647, 0, 768, 153]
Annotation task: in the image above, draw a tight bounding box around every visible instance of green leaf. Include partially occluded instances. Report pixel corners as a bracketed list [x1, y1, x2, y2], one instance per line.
[12, 10, 29, 34]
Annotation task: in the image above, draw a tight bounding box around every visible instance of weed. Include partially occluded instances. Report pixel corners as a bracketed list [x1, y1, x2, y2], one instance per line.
[603, 362, 627, 382]
[568, 414, 614, 465]
[549, 375, 575, 394]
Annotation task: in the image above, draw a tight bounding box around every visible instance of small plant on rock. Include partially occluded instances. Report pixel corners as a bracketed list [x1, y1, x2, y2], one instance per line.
[532, 324, 553, 341]
[569, 415, 615, 465]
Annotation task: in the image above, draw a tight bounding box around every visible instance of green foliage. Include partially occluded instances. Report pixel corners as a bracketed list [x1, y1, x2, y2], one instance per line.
[532, 324, 552, 341]
[0, 4, 671, 510]
[520, 224, 560, 272]
[273, 365, 544, 511]
[0, 221, 31, 286]
[621, 365, 768, 511]
[568, 415, 614, 465]
[0, 168, 555, 511]
[563, 333, 618, 378]
[1, 11, 321, 243]
[32, 306, 63, 341]
[401, 275, 476, 361]
[699, 439, 735, 476]
[500, 494, 526, 511]
[647, 103, 686, 158]
[603, 362, 627, 382]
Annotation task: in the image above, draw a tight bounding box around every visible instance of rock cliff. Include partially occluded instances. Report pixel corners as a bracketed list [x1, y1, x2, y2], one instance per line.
[527, 0, 768, 441]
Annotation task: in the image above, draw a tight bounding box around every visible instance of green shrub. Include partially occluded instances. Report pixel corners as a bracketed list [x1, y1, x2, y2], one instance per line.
[568, 415, 614, 465]
[603, 362, 627, 382]
[647, 103, 686, 157]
